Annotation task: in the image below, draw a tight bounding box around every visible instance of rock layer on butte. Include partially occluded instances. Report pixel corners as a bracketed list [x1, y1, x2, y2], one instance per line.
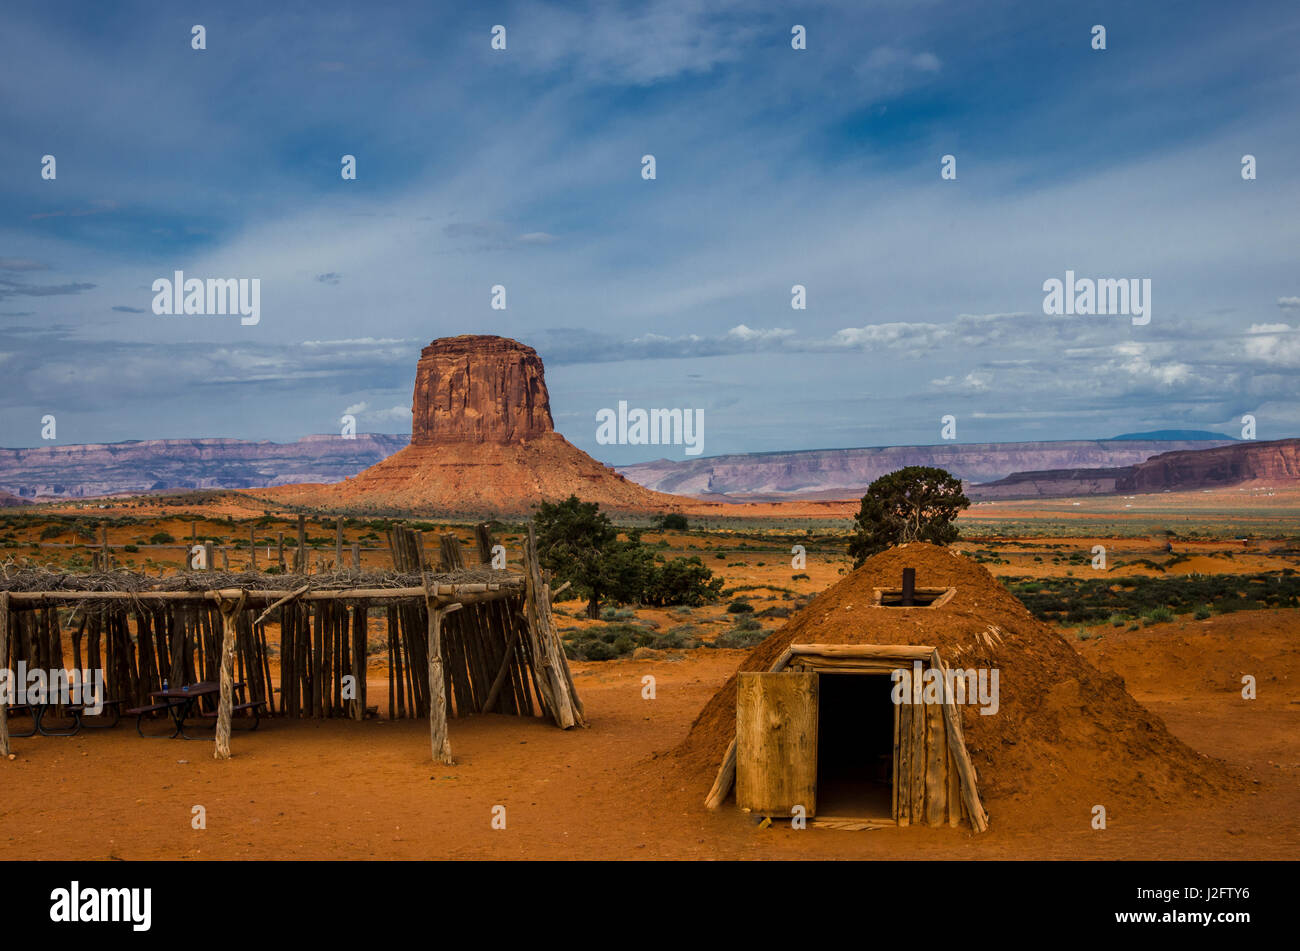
[267, 335, 686, 515]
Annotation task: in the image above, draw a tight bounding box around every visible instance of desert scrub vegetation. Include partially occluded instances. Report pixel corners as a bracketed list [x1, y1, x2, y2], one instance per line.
[1001, 573, 1300, 625]
[561, 621, 699, 660]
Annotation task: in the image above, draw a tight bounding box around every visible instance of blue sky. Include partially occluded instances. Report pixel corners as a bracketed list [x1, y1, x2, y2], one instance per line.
[2, 0, 1299, 463]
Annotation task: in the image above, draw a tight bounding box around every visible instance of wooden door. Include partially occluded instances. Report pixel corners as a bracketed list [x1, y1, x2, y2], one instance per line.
[736, 671, 818, 816]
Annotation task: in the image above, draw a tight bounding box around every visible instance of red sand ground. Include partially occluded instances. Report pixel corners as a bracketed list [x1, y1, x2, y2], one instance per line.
[2, 602, 1295, 860]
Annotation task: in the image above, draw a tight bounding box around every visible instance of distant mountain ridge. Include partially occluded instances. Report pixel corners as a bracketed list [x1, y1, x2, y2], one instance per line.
[1111, 430, 1236, 441]
[0, 434, 410, 500]
[615, 438, 1239, 500]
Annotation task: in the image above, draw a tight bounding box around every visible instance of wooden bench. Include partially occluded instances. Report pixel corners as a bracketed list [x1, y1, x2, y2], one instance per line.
[200, 700, 266, 731]
[125, 702, 178, 738]
[71, 698, 127, 729]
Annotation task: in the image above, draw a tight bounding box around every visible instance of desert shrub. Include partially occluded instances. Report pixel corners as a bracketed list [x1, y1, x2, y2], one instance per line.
[1142, 606, 1175, 626]
[123, 544, 139, 553]
[39, 524, 65, 540]
[1194, 604, 1212, 620]
[792, 573, 810, 581]
[655, 513, 689, 531]
[148, 531, 175, 545]
[713, 619, 769, 649]
[726, 599, 754, 614]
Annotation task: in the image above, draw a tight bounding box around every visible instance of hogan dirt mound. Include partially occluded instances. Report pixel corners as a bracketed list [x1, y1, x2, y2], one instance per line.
[675, 542, 1241, 816]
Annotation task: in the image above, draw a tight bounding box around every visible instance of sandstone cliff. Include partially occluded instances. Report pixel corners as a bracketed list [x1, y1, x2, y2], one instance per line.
[971, 438, 1300, 499]
[265, 335, 685, 515]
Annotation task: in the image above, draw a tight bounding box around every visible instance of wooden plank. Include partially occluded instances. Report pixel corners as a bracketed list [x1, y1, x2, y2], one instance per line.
[0, 592, 9, 756]
[947, 747, 961, 827]
[735, 671, 818, 816]
[909, 667, 927, 822]
[925, 691, 947, 826]
[896, 698, 911, 826]
[808, 818, 893, 831]
[931, 649, 989, 832]
[704, 651, 797, 810]
[788, 643, 935, 661]
[891, 692, 900, 823]
[786, 656, 912, 673]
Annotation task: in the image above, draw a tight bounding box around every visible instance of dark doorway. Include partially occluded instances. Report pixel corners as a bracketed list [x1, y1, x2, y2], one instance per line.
[816, 672, 894, 818]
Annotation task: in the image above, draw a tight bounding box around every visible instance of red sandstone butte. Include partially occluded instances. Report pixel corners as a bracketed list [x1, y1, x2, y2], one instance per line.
[411, 336, 554, 446]
[265, 334, 688, 515]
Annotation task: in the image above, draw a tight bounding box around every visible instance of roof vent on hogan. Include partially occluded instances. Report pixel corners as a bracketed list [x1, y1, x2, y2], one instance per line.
[872, 567, 956, 608]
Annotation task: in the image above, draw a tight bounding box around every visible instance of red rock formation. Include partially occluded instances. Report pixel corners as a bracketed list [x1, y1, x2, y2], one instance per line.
[1119, 438, 1300, 492]
[411, 336, 554, 446]
[266, 335, 688, 515]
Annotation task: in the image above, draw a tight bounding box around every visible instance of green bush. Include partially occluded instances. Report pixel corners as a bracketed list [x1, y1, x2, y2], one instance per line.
[148, 531, 175, 545]
[1142, 606, 1175, 626]
[726, 599, 754, 614]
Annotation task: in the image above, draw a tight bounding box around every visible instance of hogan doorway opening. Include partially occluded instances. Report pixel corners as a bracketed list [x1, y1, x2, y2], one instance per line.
[815, 672, 894, 819]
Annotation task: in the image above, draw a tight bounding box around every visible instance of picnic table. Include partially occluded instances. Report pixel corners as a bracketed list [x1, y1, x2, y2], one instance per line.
[4, 698, 127, 737]
[130, 681, 245, 739]
[4, 702, 79, 737]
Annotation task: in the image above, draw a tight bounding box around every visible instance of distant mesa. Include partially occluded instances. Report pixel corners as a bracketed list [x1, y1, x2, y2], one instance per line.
[1110, 430, 1236, 441]
[266, 335, 686, 515]
[971, 437, 1300, 500]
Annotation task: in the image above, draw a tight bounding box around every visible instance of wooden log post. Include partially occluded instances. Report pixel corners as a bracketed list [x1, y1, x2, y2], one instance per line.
[426, 598, 461, 764]
[351, 542, 360, 573]
[203, 541, 214, 573]
[296, 515, 306, 573]
[0, 592, 9, 757]
[277, 532, 285, 572]
[214, 591, 248, 760]
[475, 523, 495, 566]
[335, 521, 343, 571]
[249, 525, 257, 571]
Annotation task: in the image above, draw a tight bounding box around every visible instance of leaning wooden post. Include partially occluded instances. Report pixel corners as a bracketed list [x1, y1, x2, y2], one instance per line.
[423, 575, 459, 765]
[214, 590, 248, 760]
[0, 592, 10, 757]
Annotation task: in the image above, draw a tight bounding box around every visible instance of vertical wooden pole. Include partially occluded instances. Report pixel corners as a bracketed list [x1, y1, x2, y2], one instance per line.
[426, 599, 459, 765]
[277, 532, 285, 572]
[214, 592, 247, 760]
[352, 542, 360, 573]
[335, 522, 343, 571]
[902, 567, 916, 607]
[296, 515, 306, 573]
[0, 592, 10, 757]
[250, 525, 257, 571]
